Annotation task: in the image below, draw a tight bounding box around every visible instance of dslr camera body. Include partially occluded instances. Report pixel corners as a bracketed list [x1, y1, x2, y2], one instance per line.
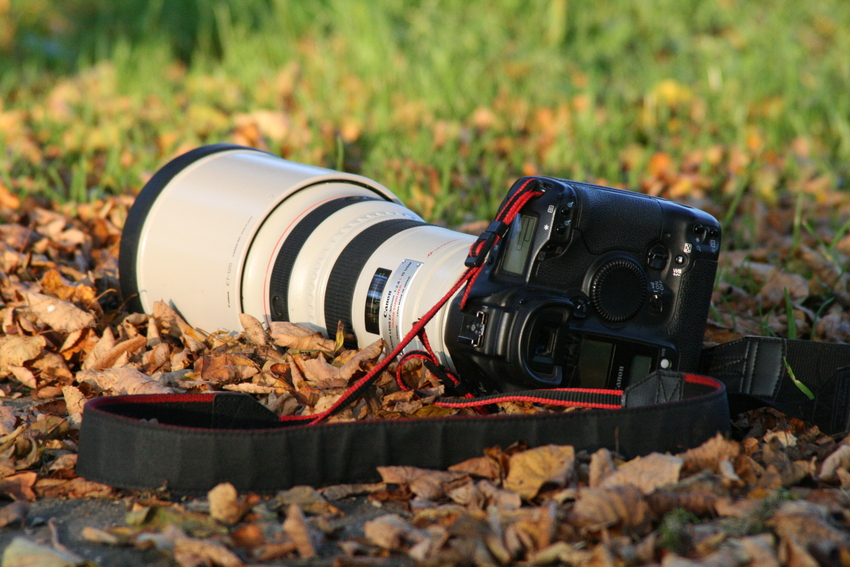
[120, 145, 720, 394]
[445, 176, 720, 393]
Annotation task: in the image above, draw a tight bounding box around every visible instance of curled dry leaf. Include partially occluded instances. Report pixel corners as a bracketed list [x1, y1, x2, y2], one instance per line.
[208, 482, 242, 525]
[61, 386, 86, 427]
[239, 313, 268, 346]
[767, 500, 850, 562]
[172, 536, 245, 567]
[76, 367, 174, 395]
[377, 466, 469, 500]
[364, 513, 427, 550]
[503, 444, 575, 500]
[82, 334, 146, 371]
[570, 484, 652, 532]
[818, 443, 850, 482]
[1, 536, 86, 567]
[588, 447, 616, 487]
[282, 503, 316, 559]
[0, 335, 46, 377]
[23, 290, 95, 333]
[678, 433, 741, 473]
[599, 452, 683, 495]
[269, 321, 335, 352]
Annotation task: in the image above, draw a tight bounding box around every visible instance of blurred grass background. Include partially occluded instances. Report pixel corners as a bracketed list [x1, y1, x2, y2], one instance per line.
[1, 0, 849, 232]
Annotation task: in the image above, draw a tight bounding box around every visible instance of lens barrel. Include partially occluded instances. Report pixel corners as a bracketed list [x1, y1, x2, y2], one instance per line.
[121, 144, 475, 369]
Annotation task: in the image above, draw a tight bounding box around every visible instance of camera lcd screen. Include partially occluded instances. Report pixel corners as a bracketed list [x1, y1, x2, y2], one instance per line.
[502, 214, 537, 275]
[576, 338, 614, 389]
[630, 354, 653, 382]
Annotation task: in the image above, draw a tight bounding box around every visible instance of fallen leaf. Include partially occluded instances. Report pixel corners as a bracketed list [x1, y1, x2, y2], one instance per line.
[818, 443, 850, 482]
[503, 445, 575, 499]
[599, 452, 683, 494]
[0, 536, 85, 567]
[0, 500, 28, 528]
[0, 472, 37, 501]
[173, 535, 245, 567]
[282, 503, 316, 559]
[0, 335, 46, 377]
[61, 386, 86, 427]
[570, 485, 652, 532]
[364, 513, 427, 550]
[76, 367, 174, 395]
[239, 313, 268, 346]
[269, 321, 334, 352]
[23, 291, 95, 333]
[678, 433, 741, 474]
[588, 447, 616, 487]
[276, 485, 341, 516]
[377, 466, 468, 500]
[208, 482, 241, 525]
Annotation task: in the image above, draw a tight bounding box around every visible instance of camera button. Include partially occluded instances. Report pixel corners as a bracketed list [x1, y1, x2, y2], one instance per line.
[659, 358, 671, 369]
[646, 244, 669, 270]
[674, 254, 686, 265]
[649, 292, 664, 313]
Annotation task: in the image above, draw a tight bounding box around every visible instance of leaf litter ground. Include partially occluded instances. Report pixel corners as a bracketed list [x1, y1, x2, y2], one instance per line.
[0, 193, 849, 566]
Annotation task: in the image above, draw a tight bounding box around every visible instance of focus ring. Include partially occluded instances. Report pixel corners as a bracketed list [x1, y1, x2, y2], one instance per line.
[268, 196, 376, 322]
[324, 218, 425, 347]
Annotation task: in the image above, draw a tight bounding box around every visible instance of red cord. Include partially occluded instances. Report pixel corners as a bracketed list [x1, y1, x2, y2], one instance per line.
[280, 179, 545, 425]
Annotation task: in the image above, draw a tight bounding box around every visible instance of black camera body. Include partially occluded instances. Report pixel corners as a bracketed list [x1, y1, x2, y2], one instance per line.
[445, 176, 721, 393]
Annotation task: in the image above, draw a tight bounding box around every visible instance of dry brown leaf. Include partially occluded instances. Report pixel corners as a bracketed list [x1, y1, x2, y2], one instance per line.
[82, 334, 146, 371]
[196, 353, 259, 384]
[1, 536, 85, 567]
[599, 452, 683, 494]
[767, 500, 850, 564]
[0, 500, 28, 528]
[208, 482, 241, 525]
[282, 503, 316, 559]
[0, 335, 46, 377]
[33, 477, 114, 499]
[589, 447, 616, 487]
[173, 536, 245, 567]
[364, 513, 427, 550]
[0, 471, 37, 500]
[276, 485, 341, 516]
[377, 466, 469, 500]
[239, 313, 268, 346]
[449, 454, 503, 481]
[678, 433, 741, 473]
[818, 443, 850, 481]
[81, 327, 116, 370]
[8, 365, 37, 389]
[23, 290, 95, 333]
[504, 445, 575, 499]
[269, 321, 334, 352]
[0, 405, 17, 436]
[738, 534, 781, 567]
[76, 367, 174, 395]
[570, 484, 651, 532]
[61, 385, 86, 427]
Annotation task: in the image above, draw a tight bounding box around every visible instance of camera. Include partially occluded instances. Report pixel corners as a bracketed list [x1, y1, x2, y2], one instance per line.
[120, 144, 720, 393]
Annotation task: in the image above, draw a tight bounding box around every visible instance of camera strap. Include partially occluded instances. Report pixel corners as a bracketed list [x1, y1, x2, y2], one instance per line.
[77, 179, 850, 493]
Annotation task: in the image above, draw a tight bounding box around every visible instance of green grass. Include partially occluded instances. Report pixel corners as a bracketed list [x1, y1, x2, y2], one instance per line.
[2, 0, 850, 226]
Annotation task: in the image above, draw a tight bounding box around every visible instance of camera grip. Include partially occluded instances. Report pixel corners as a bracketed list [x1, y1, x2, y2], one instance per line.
[668, 258, 718, 371]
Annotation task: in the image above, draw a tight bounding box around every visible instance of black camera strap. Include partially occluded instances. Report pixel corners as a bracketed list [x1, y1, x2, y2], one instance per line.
[77, 179, 850, 494]
[76, 346, 850, 495]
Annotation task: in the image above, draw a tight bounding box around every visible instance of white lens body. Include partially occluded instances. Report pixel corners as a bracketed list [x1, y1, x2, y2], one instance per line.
[131, 147, 398, 333]
[128, 145, 476, 367]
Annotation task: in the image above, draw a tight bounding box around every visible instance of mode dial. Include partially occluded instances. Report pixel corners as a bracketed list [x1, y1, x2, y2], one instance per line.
[590, 258, 647, 322]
